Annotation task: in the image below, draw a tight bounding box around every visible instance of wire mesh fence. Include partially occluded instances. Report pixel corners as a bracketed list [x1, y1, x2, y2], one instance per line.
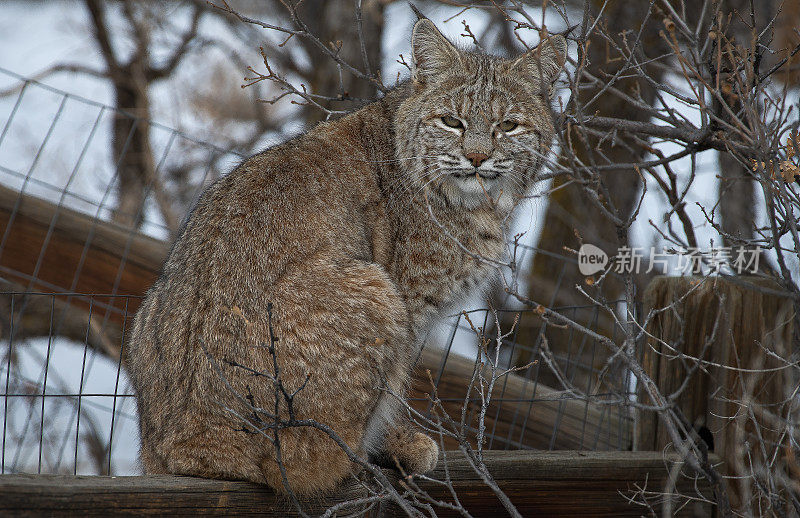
[0, 66, 245, 239]
[1, 292, 138, 476]
[0, 69, 636, 476]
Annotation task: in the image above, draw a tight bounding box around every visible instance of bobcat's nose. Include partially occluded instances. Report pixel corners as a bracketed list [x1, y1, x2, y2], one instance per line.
[464, 152, 489, 167]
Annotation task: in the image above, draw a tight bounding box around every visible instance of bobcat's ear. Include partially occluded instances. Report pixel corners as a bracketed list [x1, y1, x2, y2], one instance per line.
[511, 34, 567, 94]
[411, 18, 463, 84]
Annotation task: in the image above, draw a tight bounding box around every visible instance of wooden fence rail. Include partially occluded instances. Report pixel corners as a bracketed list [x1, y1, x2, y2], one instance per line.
[0, 451, 714, 517]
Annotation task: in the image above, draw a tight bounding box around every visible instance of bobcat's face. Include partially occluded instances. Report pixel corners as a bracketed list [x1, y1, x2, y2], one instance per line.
[412, 71, 552, 208]
[395, 20, 565, 211]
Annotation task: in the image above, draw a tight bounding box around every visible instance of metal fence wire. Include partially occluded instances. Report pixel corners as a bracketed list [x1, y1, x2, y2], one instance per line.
[0, 69, 637, 476]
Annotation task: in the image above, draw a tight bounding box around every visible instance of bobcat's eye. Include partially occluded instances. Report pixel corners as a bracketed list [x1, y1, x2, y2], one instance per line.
[441, 115, 464, 129]
[499, 120, 519, 132]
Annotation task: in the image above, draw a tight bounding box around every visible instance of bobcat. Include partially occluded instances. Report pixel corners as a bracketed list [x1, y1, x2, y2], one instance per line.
[127, 15, 565, 494]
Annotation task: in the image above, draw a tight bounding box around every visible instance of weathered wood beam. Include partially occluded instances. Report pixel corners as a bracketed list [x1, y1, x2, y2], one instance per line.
[0, 451, 714, 517]
[0, 182, 166, 323]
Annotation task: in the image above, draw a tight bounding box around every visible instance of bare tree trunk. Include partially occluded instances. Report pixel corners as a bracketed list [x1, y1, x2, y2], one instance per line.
[85, 0, 150, 230]
[111, 70, 154, 229]
[716, 0, 778, 247]
[85, 0, 198, 233]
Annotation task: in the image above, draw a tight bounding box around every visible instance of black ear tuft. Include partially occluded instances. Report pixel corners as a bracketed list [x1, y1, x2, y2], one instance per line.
[409, 3, 426, 21]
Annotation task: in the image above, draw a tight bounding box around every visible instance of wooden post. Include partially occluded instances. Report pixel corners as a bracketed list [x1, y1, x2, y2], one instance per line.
[638, 275, 795, 510]
[0, 451, 715, 517]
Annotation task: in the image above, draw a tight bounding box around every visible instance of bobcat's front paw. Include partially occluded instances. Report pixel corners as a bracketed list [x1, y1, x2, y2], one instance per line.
[399, 431, 439, 474]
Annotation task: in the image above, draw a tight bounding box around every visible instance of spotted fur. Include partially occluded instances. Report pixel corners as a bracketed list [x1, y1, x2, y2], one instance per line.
[127, 18, 565, 495]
